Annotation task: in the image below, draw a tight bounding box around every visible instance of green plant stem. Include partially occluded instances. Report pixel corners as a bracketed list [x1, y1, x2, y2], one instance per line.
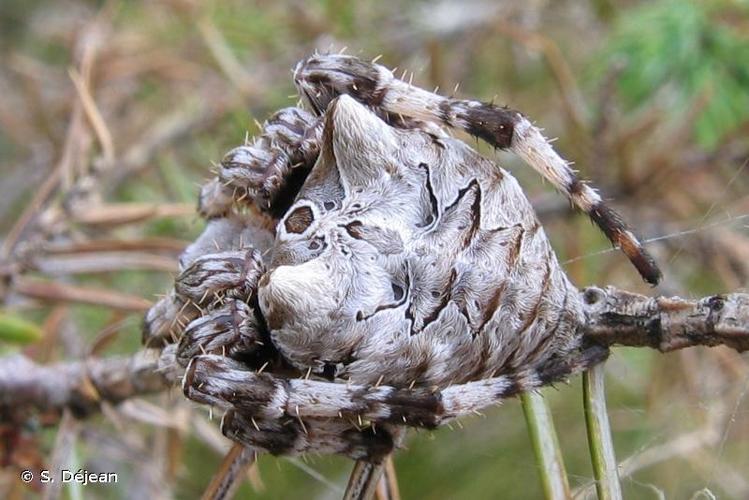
[583, 363, 622, 500]
[521, 391, 571, 500]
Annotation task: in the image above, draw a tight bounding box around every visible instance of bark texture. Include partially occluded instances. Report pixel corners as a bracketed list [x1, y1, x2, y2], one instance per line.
[581, 286, 749, 353]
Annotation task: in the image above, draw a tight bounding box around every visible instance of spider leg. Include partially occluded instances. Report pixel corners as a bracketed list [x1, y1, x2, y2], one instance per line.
[215, 107, 323, 218]
[293, 54, 661, 285]
[142, 290, 200, 347]
[175, 298, 265, 366]
[222, 412, 397, 463]
[184, 345, 608, 431]
[143, 217, 270, 346]
[182, 354, 398, 462]
[174, 248, 265, 307]
[198, 177, 235, 219]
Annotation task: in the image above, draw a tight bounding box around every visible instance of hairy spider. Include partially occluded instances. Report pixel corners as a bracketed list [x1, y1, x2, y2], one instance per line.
[144, 54, 661, 463]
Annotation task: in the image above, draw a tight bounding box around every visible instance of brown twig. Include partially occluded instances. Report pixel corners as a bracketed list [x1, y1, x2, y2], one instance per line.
[68, 202, 194, 227]
[2, 286, 748, 424]
[34, 251, 179, 275]
[581, 286, 749, 352]
[13, 276, 153, 311]
[200, 444, 257, 500]
[43, 238, 189, 255]
[0, 351, 169, 422]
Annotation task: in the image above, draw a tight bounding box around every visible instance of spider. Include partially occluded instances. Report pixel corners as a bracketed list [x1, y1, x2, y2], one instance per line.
[144, 54, 662, 464]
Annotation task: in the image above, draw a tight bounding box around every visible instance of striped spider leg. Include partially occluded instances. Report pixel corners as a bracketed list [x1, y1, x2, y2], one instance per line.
[293, 54, 661, 285]
[181, 344, 607, 462]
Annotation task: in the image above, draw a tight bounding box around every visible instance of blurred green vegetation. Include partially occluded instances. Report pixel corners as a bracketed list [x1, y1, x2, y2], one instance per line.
[603, 0, 749, 150]
[0, 312, 43, 346]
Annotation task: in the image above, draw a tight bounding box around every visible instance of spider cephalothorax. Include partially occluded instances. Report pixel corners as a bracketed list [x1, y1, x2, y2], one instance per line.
[143, 54, 659, 462]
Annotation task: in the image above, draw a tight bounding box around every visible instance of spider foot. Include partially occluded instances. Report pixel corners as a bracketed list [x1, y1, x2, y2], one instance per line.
[176, 298, 265, 366]
[142, 290, 200, 347]
[143, 216, 272, 347]
[174, 248, 265, 307]
[217, 107, 322, 218]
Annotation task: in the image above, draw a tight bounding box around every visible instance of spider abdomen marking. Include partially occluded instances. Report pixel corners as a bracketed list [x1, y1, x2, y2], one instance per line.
[257, 95, 584, 388]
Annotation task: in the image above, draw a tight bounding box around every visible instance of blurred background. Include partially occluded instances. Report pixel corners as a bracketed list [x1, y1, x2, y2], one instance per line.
[1, 0, 748, 498]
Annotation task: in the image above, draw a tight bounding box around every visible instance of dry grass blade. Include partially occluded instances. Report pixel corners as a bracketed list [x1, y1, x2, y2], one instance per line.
[0, 15, 103, 259]
[343, 461, 387, 500]
[0, 169, 62, 260]
[41, 410, 80, 500]
[574, 423, 722, 498]
[344, 429, 405, 500]
[198, 19, 260, 98]
[68, 67, 115, 165]
[13, 276, 152, 311]
[375, 455, 401, 500]
[69, 203, 194, 226]
[35, 251, 179, 274]
[200, 443, 256, 500]
[105, 99, 233, 189]
[44, 238, 189, 254]
[117, 398, 187, 430]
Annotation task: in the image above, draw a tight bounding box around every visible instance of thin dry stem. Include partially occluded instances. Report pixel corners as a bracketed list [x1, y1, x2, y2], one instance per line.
[68, 67, 115, 165]
[201, 444, 257, 500]
[13, 276, 153, 311]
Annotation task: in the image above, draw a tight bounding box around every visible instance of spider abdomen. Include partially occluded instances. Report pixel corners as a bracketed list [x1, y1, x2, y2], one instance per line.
[258, 96, 583, 388]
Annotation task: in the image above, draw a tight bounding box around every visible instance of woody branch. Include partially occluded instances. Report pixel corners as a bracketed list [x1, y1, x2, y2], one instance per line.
[581, 286, 749, 353]
[0, 350, 173, 423]
[0, 287, 747, 422]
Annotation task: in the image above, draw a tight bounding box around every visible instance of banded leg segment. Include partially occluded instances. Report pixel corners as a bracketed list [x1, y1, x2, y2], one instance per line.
[218, 107, 322, 217]
[143, 219, 270, 347]
[222, 412, 397, 463]
[183, 345, 608, 430]
[293, 54, 661, 285]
